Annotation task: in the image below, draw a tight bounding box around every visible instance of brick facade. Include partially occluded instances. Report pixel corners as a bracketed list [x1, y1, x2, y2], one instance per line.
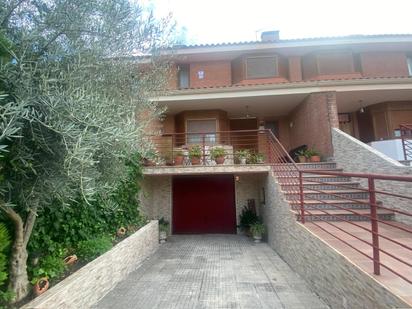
[289, 92, 339, 158]
[189, 61, 232, 88]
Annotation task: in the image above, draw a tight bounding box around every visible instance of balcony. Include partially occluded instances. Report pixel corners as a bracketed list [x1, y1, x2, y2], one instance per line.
[142, 129, 277, 175]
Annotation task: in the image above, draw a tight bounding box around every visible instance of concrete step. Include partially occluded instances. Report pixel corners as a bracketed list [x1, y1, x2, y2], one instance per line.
[293, 208, 394, 222]
[296, 162, 337, 169]
[284, 189, 369, 201]
[289, 199, 371, 210]
[276, 174, 351, 183]
[273, 168, 343, 177]
[281, 181, 360, 191]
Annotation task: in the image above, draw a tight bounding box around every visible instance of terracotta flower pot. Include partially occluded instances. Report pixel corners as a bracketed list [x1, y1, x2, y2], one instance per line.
[174, 155, 184, 166]
[191, 157, 201, 165]
[63, 254, 78, 266]
[298, 156, 307, 163]
[116, 227, 127, 237]
[215, 156, 225, 165]
[310, 155, 321, 162]
[33, 277, 49, 297]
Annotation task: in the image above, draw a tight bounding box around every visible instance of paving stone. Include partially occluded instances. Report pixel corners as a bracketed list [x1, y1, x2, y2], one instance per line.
[94, 235, 328, 309]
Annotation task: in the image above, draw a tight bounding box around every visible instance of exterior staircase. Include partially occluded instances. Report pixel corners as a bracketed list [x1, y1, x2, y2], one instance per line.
[274, 162, 395, 222]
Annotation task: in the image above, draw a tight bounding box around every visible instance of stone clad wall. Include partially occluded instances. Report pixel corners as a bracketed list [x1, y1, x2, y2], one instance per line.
[261, 172, 409, 309]
[332, 128, 412, 225]
[23, 221, 159, 309]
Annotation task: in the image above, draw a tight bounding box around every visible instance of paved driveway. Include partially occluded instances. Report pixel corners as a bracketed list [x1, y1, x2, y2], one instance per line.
[94, 235, 328, 309]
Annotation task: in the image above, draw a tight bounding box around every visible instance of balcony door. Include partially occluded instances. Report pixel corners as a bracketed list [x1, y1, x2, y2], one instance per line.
[186, 119, 217, 144]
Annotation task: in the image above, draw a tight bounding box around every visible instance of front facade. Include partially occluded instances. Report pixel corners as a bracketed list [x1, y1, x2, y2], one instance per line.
[140, 32, 412, 235]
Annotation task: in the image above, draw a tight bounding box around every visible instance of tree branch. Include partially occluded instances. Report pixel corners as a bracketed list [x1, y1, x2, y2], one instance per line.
[1, 0, 27, 28]
[37, 31, 63, 58]
[0, 200, 24, 244]
[23, 205, 38, 247]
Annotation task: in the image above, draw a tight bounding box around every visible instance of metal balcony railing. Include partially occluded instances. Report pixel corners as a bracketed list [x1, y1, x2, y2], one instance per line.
[400, 124, 412, 161]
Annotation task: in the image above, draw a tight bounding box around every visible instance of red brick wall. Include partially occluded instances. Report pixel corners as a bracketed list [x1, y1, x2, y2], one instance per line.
[289, 92, 339, 158]
[189, 61, 232, 88]
[360, 52, 409, 77]
[288, 56, 302, 82]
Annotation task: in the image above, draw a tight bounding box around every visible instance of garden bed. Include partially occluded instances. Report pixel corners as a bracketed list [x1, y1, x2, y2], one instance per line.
[22, 220, 159, 309]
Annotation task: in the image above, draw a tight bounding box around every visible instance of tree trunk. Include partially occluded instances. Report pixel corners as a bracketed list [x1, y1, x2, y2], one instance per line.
[8, 234, 30, 303]
[0, 202, 37, 303]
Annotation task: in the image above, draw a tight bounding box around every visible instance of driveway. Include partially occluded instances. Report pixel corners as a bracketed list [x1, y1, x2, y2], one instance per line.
[94, 235, 328, 309]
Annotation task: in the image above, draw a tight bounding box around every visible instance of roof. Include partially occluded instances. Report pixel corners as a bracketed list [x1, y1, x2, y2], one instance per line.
[169, 34, 412, 50]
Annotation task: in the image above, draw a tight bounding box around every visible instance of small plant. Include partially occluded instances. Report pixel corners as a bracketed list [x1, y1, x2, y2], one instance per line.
[159, 218, 170, 233]
[306, 148, 320, 157]
[188, 145, 202, 158]
[76, 236, 113, 261]
[250, 222, 265, 236]
[235, 149, 250, 164]
[30, 255, 66, 284]
[248, 153, 264, 164]
[239, 206, 259, 231]
[210, 147, 226, 159]
[296, 149, 308, 157]
[0, 224, 10, 288]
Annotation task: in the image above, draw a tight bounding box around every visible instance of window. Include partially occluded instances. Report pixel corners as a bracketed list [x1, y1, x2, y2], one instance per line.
[317, 52, 354, 75]
[407, 57, 412, 76]
[246, 56, 278, 79]
[178, 64, 189, 88]
[186, 119, 217, 144]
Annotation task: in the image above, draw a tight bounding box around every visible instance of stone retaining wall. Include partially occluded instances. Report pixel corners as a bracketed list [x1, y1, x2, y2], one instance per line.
[332, 128, 412, 225]
[23, 220, 159, 309]
[261, 172, 410, 309]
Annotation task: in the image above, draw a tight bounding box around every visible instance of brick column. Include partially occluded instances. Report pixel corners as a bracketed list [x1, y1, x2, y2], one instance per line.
[289, 92, 338, 159]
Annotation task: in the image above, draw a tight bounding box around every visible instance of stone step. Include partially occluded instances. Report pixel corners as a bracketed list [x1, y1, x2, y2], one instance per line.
[289, 199, 371, 210]
[273, 168, 343, 177]
[293, 208, 394, 222]
[276, 174, 351, 183]
[281, 181, 360, 191]
[284, 189, 369, 201]
[296, 162, 337, 169]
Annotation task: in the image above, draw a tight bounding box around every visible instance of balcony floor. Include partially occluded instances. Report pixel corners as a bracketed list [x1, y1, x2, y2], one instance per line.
[143, 164, 271, 176]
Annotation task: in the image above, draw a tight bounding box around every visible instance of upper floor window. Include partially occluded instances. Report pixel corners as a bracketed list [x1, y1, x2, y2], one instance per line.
[178, 64, 189, 88]
[245, 56, 278, 79]
[186, 119, 217, 144]
[407, 57, 412, 76]
[316, 52, 355, 75]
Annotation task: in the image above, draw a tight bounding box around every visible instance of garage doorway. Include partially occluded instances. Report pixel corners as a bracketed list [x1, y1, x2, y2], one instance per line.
[172, 175, 236, 234]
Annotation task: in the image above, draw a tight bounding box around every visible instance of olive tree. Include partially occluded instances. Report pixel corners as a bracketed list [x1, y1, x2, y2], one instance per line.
[0, 0, 173, 302]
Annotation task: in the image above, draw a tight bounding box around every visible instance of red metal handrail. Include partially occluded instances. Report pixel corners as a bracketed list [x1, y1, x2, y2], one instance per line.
[265, 133, 412, 285]
[400, 124, 412, 161]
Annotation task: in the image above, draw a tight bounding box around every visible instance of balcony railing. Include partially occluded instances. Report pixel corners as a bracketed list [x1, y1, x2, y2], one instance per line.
[400, 124, 412, 160]
[144, 129, 286, 167]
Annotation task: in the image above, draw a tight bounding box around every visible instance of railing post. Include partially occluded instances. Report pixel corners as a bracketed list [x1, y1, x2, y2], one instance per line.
[299, 170, 305, 224]
[368, 176, 380, 275]
[401, 126, 408, 161]
[171, 134, 175, 165]
[202, 134, 206, 165]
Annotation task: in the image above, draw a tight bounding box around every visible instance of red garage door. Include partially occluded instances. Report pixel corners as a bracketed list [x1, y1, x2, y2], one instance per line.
[172, 175, 236, 234]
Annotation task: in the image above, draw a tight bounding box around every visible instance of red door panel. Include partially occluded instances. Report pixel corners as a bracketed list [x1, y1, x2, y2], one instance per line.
[172, 175, 236, 234]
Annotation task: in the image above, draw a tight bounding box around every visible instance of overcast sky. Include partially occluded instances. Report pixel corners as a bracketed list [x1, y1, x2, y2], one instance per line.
[144, 0, 412, 44]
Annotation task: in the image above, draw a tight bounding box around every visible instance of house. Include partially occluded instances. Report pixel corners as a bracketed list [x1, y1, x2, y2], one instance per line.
[140, 32, 412, 308]
[142, 31, 412, 233]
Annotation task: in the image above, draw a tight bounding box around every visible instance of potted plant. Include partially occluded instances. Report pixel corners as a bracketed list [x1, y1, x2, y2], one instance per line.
[239, 206, 259, 236]
[210, 147, 227, 164]
[142, 150, 157, 166]
[189, 145, 202, 165]
[250, 222, 265, 243]
[307, 148, 321, 162]
[235, 149, 250, 164]
[296, 149, 307, 163]
[247, 152, 264, 164]
[159, 218, 169, 243]
[33, 277, 50, 296]
[174, 150, 184, 166]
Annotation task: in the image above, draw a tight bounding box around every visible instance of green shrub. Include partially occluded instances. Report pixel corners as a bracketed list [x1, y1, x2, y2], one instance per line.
[29, 255, 66, 284]
[210, 147, 226, 160]
[188, 145, 202, 159]
[0, 224, 10, 288]
[250, 222, 265, 236]
[239, 206, 259, 231]
[76, 236, 113, 261]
